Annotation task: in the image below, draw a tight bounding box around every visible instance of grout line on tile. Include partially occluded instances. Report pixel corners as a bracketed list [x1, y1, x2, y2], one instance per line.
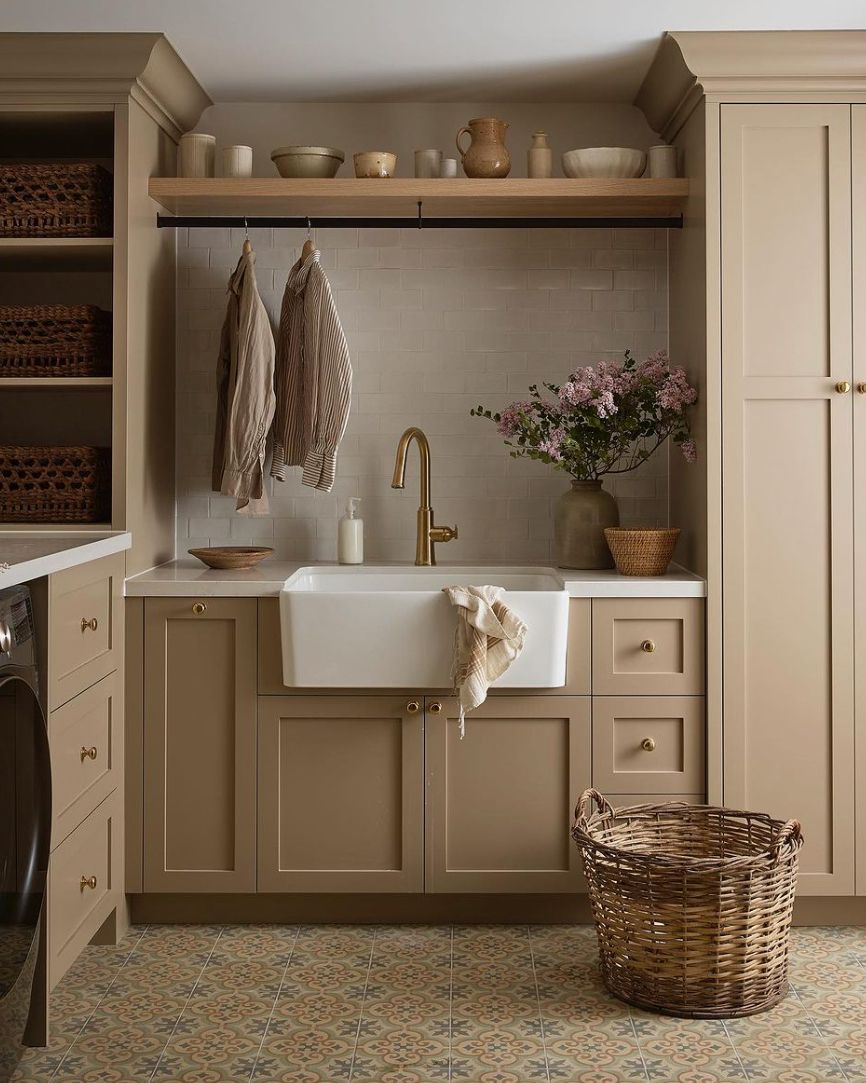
[720, 1018, 751, 1081]
[50, 925, 149, 1078]
[527, 927, 551, 1083]
[447, 925, 454, 1083]
[347, 927, 377, 1083]
[790, 983, 852, 1082]
[248, 925, 301, 1082]
[626, 1005, 652, 1083]
[146, 925, 225, 1082]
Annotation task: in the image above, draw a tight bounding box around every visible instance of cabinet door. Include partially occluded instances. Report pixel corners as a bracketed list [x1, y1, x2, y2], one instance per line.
[854, 106, 866, 896]
[721, 104, 854, 894]
[143, 598, 257, 892]
[426, 696, 589, 893]
[258, 696, 423, 892]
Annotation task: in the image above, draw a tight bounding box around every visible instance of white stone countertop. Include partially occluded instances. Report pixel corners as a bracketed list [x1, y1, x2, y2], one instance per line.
[125, 558, 706, 598]
[0, 531, 132, 590]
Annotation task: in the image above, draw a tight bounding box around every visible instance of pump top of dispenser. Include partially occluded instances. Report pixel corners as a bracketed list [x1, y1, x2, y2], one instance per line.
[346, 497, 361, 519]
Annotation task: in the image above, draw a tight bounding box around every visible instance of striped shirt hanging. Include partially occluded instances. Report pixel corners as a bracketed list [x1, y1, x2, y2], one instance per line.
[271, 250, 352, 492]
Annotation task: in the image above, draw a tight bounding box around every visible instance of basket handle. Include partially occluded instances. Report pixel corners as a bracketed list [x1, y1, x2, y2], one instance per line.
[771, 818, 802, 856]
[573, 788, 614, 827]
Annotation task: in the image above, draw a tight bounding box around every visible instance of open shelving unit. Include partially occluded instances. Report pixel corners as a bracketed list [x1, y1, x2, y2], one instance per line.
[148, 176, 689, 226]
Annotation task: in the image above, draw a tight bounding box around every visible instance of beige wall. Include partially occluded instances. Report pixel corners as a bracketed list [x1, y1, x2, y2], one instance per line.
[176, 101, 670, 563]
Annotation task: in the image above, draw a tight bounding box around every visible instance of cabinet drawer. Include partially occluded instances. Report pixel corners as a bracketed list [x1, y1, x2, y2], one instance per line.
[48, 791, 119, 989]
[592, 598, 704, 695]
[592, 696, 705, 794]
[49, 553, 123, 709]
[50, 672, 119, 847]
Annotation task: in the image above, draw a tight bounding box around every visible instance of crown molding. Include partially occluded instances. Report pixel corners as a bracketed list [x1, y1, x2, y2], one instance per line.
[0, 33, 212, 141]
[636, 30, 866, 140]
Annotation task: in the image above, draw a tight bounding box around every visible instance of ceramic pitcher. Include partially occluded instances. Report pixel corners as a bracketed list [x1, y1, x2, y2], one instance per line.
[456, 117, 511, 178]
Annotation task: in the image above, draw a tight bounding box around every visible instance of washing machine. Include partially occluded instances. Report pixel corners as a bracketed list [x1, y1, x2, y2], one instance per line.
[0, 586, 51, 1082]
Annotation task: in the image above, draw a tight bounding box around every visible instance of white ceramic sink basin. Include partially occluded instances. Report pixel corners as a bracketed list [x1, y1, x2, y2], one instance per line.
[280, 566, 569, 688]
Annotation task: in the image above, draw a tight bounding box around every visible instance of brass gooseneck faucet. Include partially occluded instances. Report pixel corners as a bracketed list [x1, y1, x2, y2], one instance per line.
[391, 427, 458, 566]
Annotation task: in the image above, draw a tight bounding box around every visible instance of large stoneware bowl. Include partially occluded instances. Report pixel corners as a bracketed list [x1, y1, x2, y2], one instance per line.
[270, 146, 345, 178]
[562, 147, 647, 179]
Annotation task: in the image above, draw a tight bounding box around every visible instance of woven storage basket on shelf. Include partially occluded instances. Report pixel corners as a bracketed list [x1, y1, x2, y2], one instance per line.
[0, 163, 113, 237]
[571, 789, 803, 1019]
[0, 305, 112, 377]
[0, 446, 111, 523]
[604, 527, 680, 576]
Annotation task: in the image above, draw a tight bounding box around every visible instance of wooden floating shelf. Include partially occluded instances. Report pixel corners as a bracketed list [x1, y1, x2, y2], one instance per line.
[0, 377, 113, 389]
[0, 522, 112, 533]
[148, 177, 689, 220]
[0, 237, 113, 271]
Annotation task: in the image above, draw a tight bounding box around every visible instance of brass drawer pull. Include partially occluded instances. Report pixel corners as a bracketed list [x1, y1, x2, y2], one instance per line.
[406, 700, 421, 714]
[836, 380, 851, 394]
[640, 639, 656, 654]
[641, 737, 657, 752]
[80, 875, 97, 891]
[192, 602, 207, 615]
[80, 617, 99, 633]
[858, 382, 866, 395]
[429, 702, 443, 714]
[80, 746, 98, 762]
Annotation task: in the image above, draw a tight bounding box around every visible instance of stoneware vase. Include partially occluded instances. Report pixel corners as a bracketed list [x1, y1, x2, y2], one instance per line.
[554, 480, 619, 569]
[456, 117, 511, 178]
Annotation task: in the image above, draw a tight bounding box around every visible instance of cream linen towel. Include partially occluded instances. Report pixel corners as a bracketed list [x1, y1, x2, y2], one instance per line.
[443, 585, 527, 737]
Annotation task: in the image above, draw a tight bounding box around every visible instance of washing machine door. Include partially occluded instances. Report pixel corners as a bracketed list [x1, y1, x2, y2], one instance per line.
[0, 672, 50, 1081]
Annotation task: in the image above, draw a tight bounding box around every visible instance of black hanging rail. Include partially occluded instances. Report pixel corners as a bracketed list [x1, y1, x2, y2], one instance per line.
[156, 214, 683, 230]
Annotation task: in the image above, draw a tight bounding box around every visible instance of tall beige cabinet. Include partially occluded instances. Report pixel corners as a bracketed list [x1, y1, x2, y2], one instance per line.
[637, 32, 866, 903]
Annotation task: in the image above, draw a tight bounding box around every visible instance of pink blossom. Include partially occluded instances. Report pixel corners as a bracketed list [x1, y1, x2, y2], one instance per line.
[593, 390, 617, 418]
[538, 426, 567, 461]
[496, 400, 534, 437]
[656, 368, 697, 412]
[680, 439, 697, 463]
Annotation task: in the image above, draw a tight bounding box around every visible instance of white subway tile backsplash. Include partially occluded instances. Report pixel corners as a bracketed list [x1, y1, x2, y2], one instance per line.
[177, 229, 669, 562]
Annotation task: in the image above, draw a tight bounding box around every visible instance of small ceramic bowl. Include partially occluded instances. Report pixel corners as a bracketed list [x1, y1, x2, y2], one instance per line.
[353, 151, 397, 178]
[188, 546, 274, 571]
[270, 146, 344, 178]
[562, 147, 647, 179]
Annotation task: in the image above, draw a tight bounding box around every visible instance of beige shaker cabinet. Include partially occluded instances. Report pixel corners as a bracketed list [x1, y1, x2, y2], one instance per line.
[142, 597, 257, 892]
[856, 105, 866, 896]
[257, 695, 424, 893]
[720, 103, 856, 896]
[425, 695, 590, 893]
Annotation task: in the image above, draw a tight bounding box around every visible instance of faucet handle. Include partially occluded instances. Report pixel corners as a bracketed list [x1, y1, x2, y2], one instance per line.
[430, 524, 458, 543]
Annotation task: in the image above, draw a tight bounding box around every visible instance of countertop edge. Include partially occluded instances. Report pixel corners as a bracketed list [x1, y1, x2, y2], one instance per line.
[124, 560, 707, 599]
[0, 532, 132, 589]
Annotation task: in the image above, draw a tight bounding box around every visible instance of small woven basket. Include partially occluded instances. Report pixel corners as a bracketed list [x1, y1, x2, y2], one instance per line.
[0, 305, 112, 377]
[0, 445, 111, 523]
[604, 527, 680, 576]
[572, 789, 803, 1019]
[0, 163, 113, 238]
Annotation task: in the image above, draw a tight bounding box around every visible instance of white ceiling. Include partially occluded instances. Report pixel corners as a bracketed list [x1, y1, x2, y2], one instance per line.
[2, 0, 865, 102]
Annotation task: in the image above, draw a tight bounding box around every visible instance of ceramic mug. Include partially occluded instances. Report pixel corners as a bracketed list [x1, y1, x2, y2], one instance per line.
[648, 144, 678, 178]
[179, 132, 215, 178]
[439, 157, 458, 178]
[414, 149, 442, 178]
[221, 145, 253, 177]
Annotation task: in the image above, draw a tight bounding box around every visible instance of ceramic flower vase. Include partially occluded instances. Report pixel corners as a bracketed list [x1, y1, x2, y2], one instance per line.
[554, 480, 619, 569]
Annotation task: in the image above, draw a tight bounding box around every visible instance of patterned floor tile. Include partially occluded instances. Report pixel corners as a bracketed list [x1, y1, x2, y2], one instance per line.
[9, 923, 866, 1083]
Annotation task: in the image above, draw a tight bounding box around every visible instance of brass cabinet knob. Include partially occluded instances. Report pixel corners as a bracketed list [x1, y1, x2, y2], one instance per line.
[80, 617, 98, 633]
[429, 702, 443, 714]
[858, 382, 866, 395]
[640, 639, 656, 654]
[80, 746, 98, 762]
[406, 700, 421, 714]
[641, 737, 657, 752]
[192, 602, 207, 615]
[836, 381, 852, 394]
[80, 875, 97, 891]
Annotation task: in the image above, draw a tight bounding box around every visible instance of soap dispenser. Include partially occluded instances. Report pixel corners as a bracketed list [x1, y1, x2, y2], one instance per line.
[338, 497, 364, 565]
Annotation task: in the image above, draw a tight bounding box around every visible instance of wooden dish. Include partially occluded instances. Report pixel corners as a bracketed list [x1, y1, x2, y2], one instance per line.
[188, 546, 274, 570]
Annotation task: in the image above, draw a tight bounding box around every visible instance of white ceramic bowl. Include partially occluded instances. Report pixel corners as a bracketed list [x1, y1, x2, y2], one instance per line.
[353, 151, 397, 178]
[270, 146, 345, 179]
[561, 147, 647, 179]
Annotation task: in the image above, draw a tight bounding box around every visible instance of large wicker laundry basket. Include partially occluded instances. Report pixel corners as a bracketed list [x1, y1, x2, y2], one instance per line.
[571, 789, 803, 1018]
